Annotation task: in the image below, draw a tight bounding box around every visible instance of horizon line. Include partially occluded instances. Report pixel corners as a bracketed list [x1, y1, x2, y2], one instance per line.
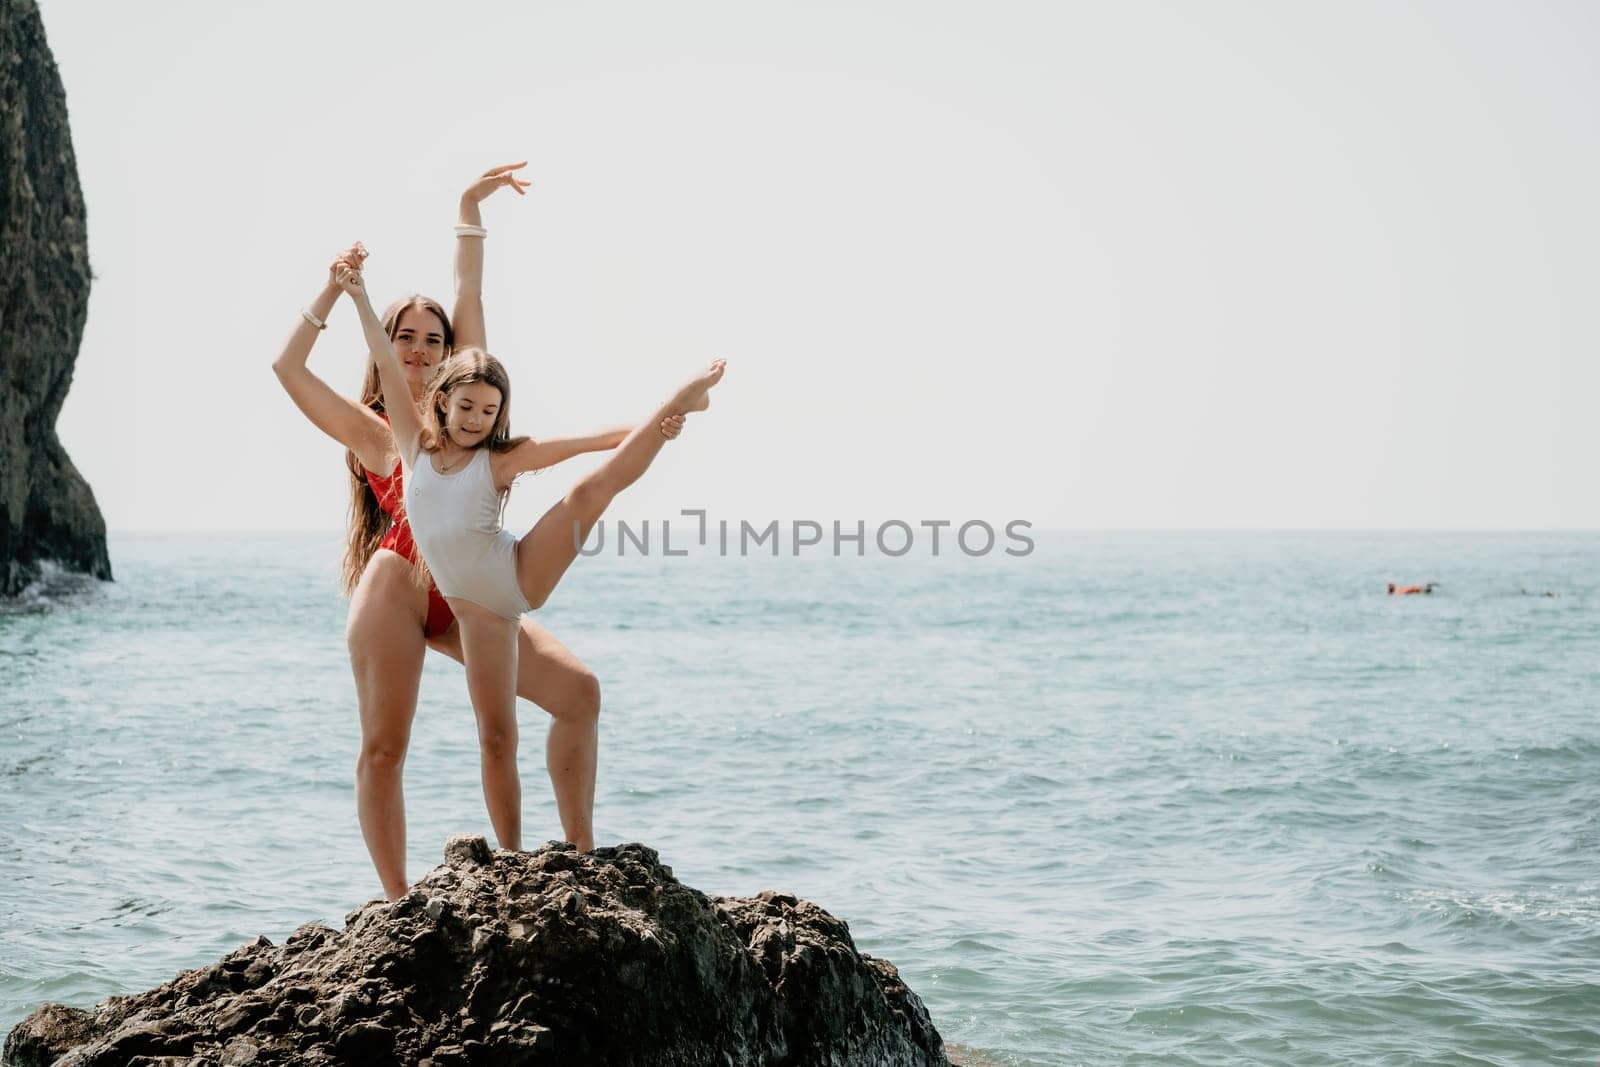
[103, 527, 1600, 536]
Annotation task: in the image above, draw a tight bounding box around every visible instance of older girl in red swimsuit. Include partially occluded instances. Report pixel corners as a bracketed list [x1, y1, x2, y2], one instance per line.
[272, 164, 681, 899]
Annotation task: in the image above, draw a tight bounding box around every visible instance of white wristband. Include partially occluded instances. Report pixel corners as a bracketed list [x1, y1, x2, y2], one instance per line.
[454, 224, 488, 239]
[301, 308, 327, 330]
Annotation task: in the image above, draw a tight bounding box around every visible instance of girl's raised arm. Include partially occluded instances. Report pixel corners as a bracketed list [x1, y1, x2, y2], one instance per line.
[491, 417, 683, 491]
[337, 265, 424, 467]
[272, 246, 392, 473]
[452, 161, 530, 351]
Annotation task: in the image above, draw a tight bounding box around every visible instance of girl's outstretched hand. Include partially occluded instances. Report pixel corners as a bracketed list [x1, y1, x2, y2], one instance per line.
[332, 262, 365, 298]
[464, 161, 531, 203]
[328, 241, 368, 289]
[660, 414, 686, 440]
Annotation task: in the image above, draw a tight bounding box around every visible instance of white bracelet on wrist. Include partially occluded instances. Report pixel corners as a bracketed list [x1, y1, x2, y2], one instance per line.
[301, 308, 327, 330]
[454, 224, 488, 239]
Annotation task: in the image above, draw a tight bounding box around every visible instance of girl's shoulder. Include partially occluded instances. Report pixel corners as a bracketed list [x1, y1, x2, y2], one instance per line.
[486, 442, 530, 493]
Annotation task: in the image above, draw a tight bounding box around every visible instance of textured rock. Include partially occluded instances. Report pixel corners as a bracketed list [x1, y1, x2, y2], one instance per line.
[3, 838, 949, 1066]
[0, 0, 111, 596]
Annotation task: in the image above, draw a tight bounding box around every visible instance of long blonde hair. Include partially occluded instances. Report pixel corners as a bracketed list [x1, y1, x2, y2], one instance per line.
[339, 295, 454, 595]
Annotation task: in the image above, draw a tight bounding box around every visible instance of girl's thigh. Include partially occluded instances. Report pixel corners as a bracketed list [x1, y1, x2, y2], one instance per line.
[428, 616, 598, 716]
[347, 550, 429, 735]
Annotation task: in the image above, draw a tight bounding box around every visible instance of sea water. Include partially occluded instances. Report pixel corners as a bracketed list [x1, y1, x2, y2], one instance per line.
[2, 532, 1597, 1065]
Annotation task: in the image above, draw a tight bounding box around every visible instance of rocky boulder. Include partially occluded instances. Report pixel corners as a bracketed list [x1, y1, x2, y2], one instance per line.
[3, 838, 949, 1066]
[0, 0, 112, 596]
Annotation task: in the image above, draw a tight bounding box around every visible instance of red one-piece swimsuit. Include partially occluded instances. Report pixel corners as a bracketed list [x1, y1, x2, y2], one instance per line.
[365, 457, 455, 639]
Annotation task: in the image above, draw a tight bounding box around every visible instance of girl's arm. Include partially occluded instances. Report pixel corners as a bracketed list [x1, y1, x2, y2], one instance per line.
[337, 265, 424, 466]
[271, 246, 392, 473]
[452, 162, 530, 351]
[492, 417, 683, 490]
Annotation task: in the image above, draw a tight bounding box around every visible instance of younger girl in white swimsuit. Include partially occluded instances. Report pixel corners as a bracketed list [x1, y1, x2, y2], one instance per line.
[334, 258, 724, 853]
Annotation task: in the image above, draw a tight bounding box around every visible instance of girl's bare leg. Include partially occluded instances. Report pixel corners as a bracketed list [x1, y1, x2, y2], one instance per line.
[346, 551, 429, 900]
[514, 360, 725, 610]
[428, 619, 601, 849]
[450, 598, 523, 850]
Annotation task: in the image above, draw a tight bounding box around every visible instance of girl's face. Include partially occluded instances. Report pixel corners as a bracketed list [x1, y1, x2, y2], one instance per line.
[440, 381, 503, 448]
[392, 307, 449, 389]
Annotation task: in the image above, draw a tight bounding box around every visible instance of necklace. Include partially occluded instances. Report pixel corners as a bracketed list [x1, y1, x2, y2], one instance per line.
[434, 448, 471, 474]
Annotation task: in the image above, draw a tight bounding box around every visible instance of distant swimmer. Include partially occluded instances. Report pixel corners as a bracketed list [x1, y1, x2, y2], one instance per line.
[1387, 582, 1437, 595]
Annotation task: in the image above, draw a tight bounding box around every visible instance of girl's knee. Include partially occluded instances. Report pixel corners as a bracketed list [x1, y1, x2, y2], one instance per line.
[578, 670, 601, 720]
[478, 727, 518, 763]
[564, 479, 608, 522]
[556, 670, 601, 724]
[358, 737, 408, 775]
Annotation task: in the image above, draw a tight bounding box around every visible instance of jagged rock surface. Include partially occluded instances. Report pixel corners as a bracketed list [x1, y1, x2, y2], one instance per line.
[3, 838, 948, 1066]
[0, 0, 111, 596]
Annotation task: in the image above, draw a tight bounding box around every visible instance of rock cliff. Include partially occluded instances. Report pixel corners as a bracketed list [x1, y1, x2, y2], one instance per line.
[3, 838, 949, 1066]
[0, 0, 111, 596]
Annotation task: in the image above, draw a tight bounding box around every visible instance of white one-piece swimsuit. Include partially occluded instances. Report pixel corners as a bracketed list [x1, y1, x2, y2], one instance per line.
[404, 449, 532, 620]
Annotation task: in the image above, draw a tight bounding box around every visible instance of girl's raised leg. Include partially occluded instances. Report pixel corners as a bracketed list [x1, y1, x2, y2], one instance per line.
[514, 360, 725, 610]
[450, 599, 524, 851]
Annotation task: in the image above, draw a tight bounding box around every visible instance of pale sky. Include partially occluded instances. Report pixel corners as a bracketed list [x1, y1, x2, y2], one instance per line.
[37, 0, 1600, 532]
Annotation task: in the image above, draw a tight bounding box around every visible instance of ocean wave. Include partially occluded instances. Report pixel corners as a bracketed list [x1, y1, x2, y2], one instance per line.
[1404, 886, 1600, 928]
[0, 561, 105, 615]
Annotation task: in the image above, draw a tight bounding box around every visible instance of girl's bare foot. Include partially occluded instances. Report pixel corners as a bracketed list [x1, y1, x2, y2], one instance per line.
[671, 359, 726, 414]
